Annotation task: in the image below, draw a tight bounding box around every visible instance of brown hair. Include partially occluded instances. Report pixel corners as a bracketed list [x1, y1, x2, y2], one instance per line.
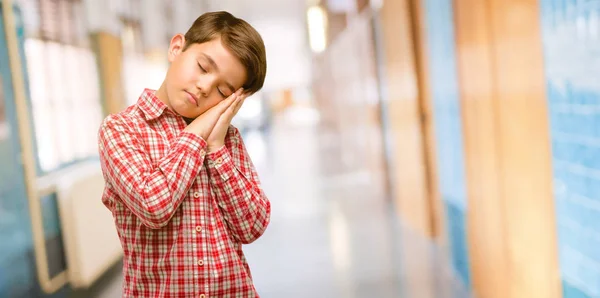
[183, 11, 267, 94]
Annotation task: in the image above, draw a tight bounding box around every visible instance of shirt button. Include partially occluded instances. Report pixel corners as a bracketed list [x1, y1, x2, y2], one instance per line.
[197, 259, 204, 266]
[216, 157, 223, 164]
[199, 295, 206, 298]
[195, 226, 203, 233]
[193, 192, 201, 198]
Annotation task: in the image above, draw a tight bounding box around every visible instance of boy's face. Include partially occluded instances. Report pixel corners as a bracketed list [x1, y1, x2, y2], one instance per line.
[164, 34, 248, 119]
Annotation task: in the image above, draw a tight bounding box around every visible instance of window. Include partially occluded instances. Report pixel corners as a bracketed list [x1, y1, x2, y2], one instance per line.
[21, 0, 103, 173]
[120, 6, 168, 106]
[121, 19, 147, 106]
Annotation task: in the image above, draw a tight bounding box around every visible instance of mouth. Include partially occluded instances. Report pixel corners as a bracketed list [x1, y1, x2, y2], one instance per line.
[185, 91, 199, 106]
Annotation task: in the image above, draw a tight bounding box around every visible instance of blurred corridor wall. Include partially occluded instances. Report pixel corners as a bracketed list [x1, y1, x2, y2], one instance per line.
[378, 0, 564, 296]
[379, 0, 435, 239]
[540, 2, 600, 297]
[0, 4, 45, 297]
[311, 9, 387, 182]
[422, 0, 470, 286]
[453, 0, 561, 297]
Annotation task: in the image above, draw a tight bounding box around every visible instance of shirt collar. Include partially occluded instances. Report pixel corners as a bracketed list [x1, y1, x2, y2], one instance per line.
[137, 89, 169, 121]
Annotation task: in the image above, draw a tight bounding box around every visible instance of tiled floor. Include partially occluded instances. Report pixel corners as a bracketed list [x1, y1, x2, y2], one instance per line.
[73, 118, 471, 298]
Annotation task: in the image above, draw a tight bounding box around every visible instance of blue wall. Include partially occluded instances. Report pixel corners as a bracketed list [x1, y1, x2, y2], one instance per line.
[423, 0, 471, 286]
[540, 1, 600, 298]
[0, 3, 68, 297]
[0, 4, 38, 297]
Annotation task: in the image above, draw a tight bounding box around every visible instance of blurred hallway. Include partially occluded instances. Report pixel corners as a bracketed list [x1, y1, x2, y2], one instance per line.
[245, 117, 473, 298]
[72, 116, 471, 298]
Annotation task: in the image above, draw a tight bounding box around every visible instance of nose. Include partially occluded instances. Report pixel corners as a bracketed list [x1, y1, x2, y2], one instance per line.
[195, 76, 216, 98]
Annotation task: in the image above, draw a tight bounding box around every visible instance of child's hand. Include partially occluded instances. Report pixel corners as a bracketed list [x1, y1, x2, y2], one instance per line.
[183, 89, 242, 140]
[206, 90, 246, 152]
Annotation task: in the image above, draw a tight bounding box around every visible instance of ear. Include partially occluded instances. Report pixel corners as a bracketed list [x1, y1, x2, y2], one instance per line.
[167, 34, 186, 63]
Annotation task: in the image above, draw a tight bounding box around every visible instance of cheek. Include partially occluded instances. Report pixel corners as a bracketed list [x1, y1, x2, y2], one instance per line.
[170, 60, 197, 84]
[182, 67, 199, 84]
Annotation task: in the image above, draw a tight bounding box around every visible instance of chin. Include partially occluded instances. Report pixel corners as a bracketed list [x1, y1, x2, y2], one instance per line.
[175, 108, 199, 119]
[171, 101, 198, 119]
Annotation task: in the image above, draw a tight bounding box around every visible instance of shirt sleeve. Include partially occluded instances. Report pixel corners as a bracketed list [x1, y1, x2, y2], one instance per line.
[98, 114, 208, 229]
[205, 126, 271, 244]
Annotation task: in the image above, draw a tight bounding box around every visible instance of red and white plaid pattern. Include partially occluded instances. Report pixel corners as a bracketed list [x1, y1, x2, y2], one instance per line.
[98, 89, 271, 297]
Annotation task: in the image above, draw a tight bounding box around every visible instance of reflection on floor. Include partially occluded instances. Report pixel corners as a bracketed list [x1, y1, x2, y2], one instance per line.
[72, 120, 472, 298]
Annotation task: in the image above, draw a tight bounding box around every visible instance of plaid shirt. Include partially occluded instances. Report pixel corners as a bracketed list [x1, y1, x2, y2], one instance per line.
[98, 89, 271, 297]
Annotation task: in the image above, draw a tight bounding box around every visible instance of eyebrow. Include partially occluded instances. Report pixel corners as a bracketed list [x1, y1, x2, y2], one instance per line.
[201, 53, 235, 94]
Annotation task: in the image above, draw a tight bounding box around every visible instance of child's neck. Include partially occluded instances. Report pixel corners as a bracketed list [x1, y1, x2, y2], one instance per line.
[156, 83, 194, 124]
[155, 83, 172, 111]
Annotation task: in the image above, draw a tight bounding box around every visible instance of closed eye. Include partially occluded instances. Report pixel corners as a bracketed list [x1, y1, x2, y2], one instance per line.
[218, 89, 228, 98]
[198, 63, 207, 73]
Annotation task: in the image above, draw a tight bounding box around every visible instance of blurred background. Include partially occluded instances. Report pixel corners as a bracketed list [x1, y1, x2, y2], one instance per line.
[0, 0, 596, 297]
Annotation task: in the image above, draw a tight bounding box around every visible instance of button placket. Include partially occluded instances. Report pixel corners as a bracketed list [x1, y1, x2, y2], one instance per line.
[193, 186, 208, 292]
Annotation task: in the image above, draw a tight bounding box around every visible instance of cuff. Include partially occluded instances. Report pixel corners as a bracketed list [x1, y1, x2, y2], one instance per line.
[206, 145, 235, 182]
[176, 131, 208, 157]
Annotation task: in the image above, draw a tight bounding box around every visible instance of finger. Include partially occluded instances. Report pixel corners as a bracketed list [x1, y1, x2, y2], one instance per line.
[224, 93, 238, 107]
[221, 96, 241, 121]
[212, 94, 237, 116]
[218, 88, 244, 110]
[209, 89, 242, 119]
[227, 95, 242, 115]
[233, 95, 246, 115]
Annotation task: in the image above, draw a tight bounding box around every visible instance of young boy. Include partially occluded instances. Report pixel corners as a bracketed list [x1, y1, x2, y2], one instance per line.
[98, 11, 271, 298]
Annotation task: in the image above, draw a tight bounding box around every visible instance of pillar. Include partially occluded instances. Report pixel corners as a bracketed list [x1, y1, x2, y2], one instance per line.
[454, 0, 561, 297]
[83, 0, 125, 115]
